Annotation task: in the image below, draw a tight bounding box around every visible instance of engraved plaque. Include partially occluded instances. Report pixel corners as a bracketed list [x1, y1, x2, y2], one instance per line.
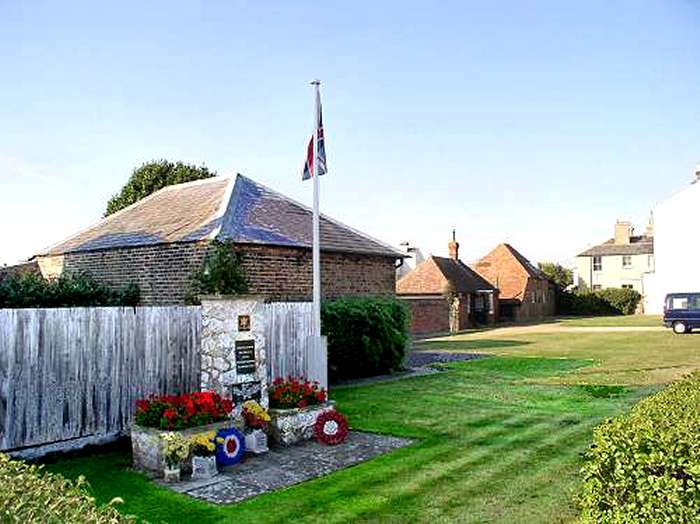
[234, 339, 256, 374]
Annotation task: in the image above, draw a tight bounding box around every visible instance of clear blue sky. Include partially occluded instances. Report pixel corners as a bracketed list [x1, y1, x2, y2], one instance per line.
[1, 1, 698, 266]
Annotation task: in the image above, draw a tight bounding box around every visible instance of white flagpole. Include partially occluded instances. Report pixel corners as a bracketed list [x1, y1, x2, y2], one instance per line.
[311, 79, 321, 337]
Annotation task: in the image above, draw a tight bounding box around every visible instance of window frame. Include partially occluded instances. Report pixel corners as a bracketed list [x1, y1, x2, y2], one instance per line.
[622, 255, 632, 268]
[592, 256, 602, 271]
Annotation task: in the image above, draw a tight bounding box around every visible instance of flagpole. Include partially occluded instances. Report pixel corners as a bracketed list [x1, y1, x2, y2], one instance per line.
[311, 79, 321, 337]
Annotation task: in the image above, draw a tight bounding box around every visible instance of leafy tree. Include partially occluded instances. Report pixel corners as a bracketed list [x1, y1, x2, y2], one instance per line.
[105, 160, 216, 216]
[185, 241, 249, 304]
[538, 262, 573, 290]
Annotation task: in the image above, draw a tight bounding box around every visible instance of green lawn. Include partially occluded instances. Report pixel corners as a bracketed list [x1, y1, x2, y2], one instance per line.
[557, 315, 662, 327]
[44, 327, 700, 523]
[45, 353, 659, 523]
[419, 330, 700, 386]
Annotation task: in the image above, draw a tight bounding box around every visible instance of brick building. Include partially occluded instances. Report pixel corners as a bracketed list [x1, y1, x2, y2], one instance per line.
[397, 234, 498, 335]
[32, 175, 403, 304]
[472, 243, 555, 322]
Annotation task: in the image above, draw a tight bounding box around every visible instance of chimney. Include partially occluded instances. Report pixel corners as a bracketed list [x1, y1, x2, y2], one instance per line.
[614, 220, 632, 245]
[645, 213, 654, 238]
[448, 229, 460, 260]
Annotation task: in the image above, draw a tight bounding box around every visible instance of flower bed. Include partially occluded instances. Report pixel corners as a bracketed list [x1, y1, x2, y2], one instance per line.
[267, 377, 334, 446]
[131, 391, 237, 477]
[135, 392, 233, 430]
[269, 377, 327, 409]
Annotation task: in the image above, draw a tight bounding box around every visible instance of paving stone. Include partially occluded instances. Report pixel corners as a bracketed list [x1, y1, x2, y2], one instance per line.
[162, 431, 412, 505]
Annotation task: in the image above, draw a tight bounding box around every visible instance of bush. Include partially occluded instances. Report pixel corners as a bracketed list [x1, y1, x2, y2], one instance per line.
[185, 240, 249, 304]
[0, 453, 131, 522]
[0, 272, 139, 308]
[579, 373, 700, 523]
[595, 287, 642, 315]
[559, 288, 642, 316]
[322, 297, 409, 381]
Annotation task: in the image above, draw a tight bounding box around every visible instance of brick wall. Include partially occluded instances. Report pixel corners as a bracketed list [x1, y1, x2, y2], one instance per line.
[39, 242, 210, 305]
[37, 241, 397, 305]
[399, 296, 450, 335]
[237, 244, 397, 301]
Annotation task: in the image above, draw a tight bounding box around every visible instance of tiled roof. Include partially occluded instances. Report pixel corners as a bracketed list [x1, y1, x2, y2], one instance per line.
[39, 175, 403, 258]
[397, 256, 496, 295]
[577, 236, 654, 257]
[472, 243, 545, 301]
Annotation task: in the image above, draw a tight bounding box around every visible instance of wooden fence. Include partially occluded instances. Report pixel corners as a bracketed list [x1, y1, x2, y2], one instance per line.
[0, 307, 201, 453]
[0, 302, 324, 454]
[265, 302, 326, 386]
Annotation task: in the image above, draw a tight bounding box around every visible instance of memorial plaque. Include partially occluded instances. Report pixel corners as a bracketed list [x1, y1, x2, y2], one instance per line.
[230, 380, 262, 405]
[237, 315, 251, 332]
[234, 339, 257, 374]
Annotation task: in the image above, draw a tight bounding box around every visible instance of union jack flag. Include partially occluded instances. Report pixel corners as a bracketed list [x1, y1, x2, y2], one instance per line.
[302, 93, 327, 180]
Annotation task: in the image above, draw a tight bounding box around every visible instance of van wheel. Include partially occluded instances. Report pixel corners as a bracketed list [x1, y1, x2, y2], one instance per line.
[672, 321, 687, 334]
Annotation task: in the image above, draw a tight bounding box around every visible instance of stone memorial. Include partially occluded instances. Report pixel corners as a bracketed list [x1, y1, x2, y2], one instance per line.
[200, 295, 269, 410]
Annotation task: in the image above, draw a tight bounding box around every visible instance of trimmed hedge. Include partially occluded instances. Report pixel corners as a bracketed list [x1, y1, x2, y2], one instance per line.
[0, 453, 131, 522]
[322, 297, 409, 381]
[559, 288, 642, 316]
[0, 272, 139, 308]
[579, 373, 700, 523]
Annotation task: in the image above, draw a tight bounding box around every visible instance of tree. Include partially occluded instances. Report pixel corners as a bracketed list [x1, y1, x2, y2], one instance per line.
[185, 241, 249, 304]
[538, 262, 573, 290]
[105, 160, 216, 216]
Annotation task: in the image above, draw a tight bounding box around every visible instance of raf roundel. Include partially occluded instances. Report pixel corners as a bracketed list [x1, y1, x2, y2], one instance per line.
[215, 427, 246, 467]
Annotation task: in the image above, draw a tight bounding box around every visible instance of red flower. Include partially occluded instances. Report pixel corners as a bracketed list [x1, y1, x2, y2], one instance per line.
[163, 408, 177, 419]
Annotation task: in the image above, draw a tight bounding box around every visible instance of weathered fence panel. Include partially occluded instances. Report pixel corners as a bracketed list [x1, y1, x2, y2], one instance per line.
[264, 302, 327, 388]
[0, 306, 201, 452]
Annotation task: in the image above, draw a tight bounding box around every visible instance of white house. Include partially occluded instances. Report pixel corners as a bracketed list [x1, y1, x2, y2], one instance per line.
[644, 166, 700, 314]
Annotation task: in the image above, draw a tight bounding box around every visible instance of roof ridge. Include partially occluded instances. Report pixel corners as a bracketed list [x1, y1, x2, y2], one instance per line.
[233, 174, 404, 257]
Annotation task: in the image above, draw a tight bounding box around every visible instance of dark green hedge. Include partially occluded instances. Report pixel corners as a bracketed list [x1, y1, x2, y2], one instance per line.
[0, 453, 132, 522]
[322, 297, 409, 381]
[579, 373, 700, 522]
[559, 288, 642, 316]
[0, 272, 139, 308]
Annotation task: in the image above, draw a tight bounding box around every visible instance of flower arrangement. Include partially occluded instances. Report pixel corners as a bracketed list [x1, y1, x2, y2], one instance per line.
[241, 400, 270, 429]
[314, 410, 349, 445]
[189, 431, 217, 457]
[268, 377, 327, 409]
[135, 391, 233, 430]
[160, 432, 190, 467]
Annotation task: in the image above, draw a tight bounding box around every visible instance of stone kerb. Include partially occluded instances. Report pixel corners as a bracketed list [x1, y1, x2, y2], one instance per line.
[200, 295, 268, 409]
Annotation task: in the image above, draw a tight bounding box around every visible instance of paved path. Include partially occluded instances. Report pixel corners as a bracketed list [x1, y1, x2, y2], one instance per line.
[164, 432, 412, 505]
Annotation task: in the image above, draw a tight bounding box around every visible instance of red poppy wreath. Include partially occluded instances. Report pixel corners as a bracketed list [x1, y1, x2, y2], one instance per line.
[314, 410, 349, 445]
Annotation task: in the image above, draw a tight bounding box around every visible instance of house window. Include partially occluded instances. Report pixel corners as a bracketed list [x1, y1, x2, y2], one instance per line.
[622, 255, 632, 268]
[622, 284, 634, 290]
[593, 256, 602, 271]
[592, 285, 602, 291]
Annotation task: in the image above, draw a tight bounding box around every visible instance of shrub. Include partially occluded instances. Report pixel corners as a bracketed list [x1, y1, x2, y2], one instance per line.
[558, 288, 641, 316]
[0, 453, 131, 522]
[322, 297, 409, 381]
[0, 272, 139, 308]
[595, 287, 642, 315]
[268, 377, 327, 409]
[185, 240, 249, 304]
[579, 373, 700, 523]
[134, 391, 233, 430]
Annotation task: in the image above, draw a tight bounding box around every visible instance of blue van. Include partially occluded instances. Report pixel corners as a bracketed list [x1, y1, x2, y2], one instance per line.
[663, 293, 700, 334]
